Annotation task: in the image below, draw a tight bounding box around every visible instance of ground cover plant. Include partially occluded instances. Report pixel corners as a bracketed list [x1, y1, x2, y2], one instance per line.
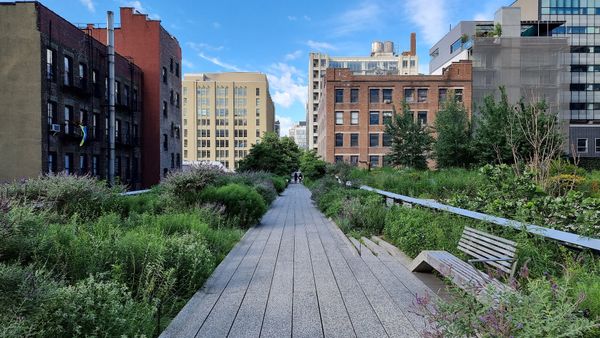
[0, 166, 284, 337]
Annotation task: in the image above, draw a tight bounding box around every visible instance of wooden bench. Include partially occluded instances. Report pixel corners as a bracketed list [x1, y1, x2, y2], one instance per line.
[409, 227, 518, 302]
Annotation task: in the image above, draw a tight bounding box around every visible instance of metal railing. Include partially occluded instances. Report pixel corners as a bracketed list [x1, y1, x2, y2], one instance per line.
[120, 189, 151, 196]
[360, 185, 600, 252]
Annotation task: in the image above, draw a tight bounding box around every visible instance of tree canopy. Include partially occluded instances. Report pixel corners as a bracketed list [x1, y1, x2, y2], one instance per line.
[237, 132, 301, 177]
[385, 103, 434, 170]
[433, 93, 474, 168]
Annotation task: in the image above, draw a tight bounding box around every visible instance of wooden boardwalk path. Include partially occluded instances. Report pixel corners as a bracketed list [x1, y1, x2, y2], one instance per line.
[161, 184, 436, 338]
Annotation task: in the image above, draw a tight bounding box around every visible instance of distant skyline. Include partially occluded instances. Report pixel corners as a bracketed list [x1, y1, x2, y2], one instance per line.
[42, 0, 510, 135]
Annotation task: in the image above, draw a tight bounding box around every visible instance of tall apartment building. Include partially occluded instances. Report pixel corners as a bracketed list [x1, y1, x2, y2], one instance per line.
[88, 7, 182, 186]
[512, 0, 600, 159]
[0, 2, 143, 188]
[289, 121, 308, 149]
[307, 35, 420, 151]
[182, 72, 275, 170]
[317, 61, 472, 167]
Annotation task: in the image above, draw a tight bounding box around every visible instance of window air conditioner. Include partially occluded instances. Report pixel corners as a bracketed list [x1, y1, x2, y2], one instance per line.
[383, 99, 392, 104]
[50, 124, 61, 133]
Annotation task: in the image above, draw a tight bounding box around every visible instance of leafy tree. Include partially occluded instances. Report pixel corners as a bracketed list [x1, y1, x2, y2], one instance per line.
[472, 87, 514, 165]
[237, 132, 301, 177]
[385, 103, 434, 170]
[299, 150, 327, 181]
[434, 93, 474, 168]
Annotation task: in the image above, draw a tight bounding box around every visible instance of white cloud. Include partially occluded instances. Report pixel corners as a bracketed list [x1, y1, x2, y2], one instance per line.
[187, 42, 224, 52]
[276, 115, 295, 137]
[121, 1, 160, 19]
[80, 0, 95, 12]
[306, 40, 337, 51]
[303, 15, 311, 21]
[182, 59, 195, 69]
[287, 16, 297, 21]
[332, 1, 382, 36]
[212, 22, 221, 29]
[198, 52, 244, 72]
[267, 63, 307, 109]
[284, 50, 303, 61]
[405, 0, 448, 45]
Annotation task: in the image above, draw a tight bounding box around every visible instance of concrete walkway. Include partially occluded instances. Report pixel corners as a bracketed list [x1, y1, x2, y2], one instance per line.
[161, 184, 436, 338]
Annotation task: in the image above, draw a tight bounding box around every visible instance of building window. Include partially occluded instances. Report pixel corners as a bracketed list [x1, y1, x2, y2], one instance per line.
[63, 56, 72, 86]
[124, 85, 130, 105]
[350, 156, 359, 166]
[115, 81, 121, 104]
[163, 101, 168, 117]
[256, 88, 260, 96]
[92, 155, 98, 176]
[335, 111, 344, 125]
[596, 138, 600, 152]
[335, 89, 344, 103]
[439, 88, 448, 103]
[369, 89, 380, 103]
[455, 89, 464, 102]
[383, 133, 392, 147]
[383, 111, 393, 125]
[170, 58, 174, 73]
[163, 134, 168, 151]
[382, 89, 393, 103]
[78, 63, 86, 87]
[577, 138, 588, 153]
[417, 89, 428, 102]
[64, 106, 73, 134]
[369, 111, 379, 125]
[176, 62, 180, 77]
[369, 155, 380, 168]
[417, 111, 428, 125]
[171, 153, 175, 169]
[404, 88, 415, 102]
[64, 153, 73, 175]
[48, 152, 57, 174]
[176, 153, 181, 168]
[92, 114, 99, 139]
[335, 155, 344, 163]
[351, 89, 359, 103]
[46, 48, 56, 81]
[351, 133, 359, 147]
[335, 133, 343, 147]
[115, 119, 121, 142]
[47, 101, 57, 125]
[79, 154, 87, 175]
[163, 168, 168, 178]
[162, 67, 167, 84]
[176, 92, 180, 108]
[369, 133, 379, 147]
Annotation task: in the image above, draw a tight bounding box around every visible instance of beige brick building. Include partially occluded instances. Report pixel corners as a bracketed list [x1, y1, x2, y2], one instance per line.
[182, 73, 275, 170]
[317, 61, 472, 168]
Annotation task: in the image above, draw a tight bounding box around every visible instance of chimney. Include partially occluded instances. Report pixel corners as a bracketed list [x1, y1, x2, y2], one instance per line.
[410, 32, 416, 56]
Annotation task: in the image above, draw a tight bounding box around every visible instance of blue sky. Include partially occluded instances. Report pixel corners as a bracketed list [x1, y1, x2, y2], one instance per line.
[44, 0, 510, 135]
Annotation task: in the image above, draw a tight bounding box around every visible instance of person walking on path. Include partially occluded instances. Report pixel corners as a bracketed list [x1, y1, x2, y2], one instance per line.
[293, 171, 298, 184]
[298, 172, 303, 184]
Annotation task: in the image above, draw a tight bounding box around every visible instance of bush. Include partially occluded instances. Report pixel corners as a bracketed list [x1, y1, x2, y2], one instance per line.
[1, 174, 122, 218]
[160, 165, 222, 208]
[37, 276, 155, 337]
[271, 176, 287, 194]
[339, 193, 387, 235]
[201, 183, 267, 227]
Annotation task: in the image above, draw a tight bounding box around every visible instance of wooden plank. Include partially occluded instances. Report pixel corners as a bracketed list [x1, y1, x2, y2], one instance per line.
[464, 227, 517, 246]
[457, 245, 512, 274]
[460, 232, 516, 256]
[457, 239, 515, 265]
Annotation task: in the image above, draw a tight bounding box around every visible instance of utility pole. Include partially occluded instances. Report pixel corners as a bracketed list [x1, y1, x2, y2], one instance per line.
[107, 11, 116, 186]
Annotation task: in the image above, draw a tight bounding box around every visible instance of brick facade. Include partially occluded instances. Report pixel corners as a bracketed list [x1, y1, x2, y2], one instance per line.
[317, 61, 472, 167]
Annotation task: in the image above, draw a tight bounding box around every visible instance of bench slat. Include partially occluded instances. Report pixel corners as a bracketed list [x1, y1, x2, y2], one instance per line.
[458, 237, 515, 265]
[464, 227, 516, 247]
[460, 231, 517, 256]
[457, 245, 512, 274]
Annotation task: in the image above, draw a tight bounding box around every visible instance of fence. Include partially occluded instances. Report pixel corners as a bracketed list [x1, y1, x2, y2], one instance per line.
[120, 189, 151, 196]
[360, 185, 600, 252]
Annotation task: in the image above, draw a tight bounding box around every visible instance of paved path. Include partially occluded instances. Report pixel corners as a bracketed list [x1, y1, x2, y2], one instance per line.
[161, 184, 435, 338]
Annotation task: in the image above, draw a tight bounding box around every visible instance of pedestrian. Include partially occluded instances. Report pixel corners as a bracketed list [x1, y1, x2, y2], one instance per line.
[298, 172, 303, 184]
[293, 171, 298, 184]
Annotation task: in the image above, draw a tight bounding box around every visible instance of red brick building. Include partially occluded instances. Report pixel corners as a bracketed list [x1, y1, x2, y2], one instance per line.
[87, 8, 182, 187]
[317, 60, 472, 167]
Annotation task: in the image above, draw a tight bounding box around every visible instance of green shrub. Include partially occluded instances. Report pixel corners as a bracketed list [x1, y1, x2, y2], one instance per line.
[1, 174, 122, 218]
[0, 202, 47, 263]
[419, 277, 598, 337]
[339, 193, 387, 235]
[160, 166, 222, 208]
[37, 276, 155, 337]
[271, 176, 287, 194]
[201, 183, 267, 227]
[384, 206, 467, 258]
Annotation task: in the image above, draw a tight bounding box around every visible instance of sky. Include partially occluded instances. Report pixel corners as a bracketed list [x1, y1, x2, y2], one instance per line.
[44, 0, 510, 136]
